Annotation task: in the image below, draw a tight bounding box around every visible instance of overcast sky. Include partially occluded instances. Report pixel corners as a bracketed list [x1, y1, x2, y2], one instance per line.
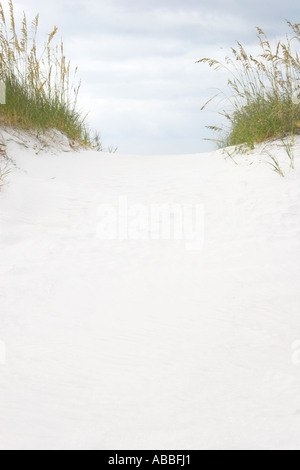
[9, 0, 300, 154]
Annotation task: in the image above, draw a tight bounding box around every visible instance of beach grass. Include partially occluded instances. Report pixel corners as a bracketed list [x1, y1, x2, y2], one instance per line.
[0, 1, 96, 146]
[197, 21, 300, 149]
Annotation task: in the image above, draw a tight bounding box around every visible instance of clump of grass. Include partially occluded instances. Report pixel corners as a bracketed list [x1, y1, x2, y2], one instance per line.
[197, 21, 300, 149]
[265, 152, 285, 177]
[0, 1, 96, 145]
[282, 137, 295, 169]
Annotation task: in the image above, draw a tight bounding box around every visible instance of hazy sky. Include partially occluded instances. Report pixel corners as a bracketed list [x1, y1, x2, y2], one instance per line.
[8, 0, 300, 154]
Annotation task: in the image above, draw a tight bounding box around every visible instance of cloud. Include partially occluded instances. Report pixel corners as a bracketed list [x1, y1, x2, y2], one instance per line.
[10, 0, 300, 154]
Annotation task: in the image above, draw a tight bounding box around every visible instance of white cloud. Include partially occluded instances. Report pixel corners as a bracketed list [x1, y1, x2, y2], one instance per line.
[9, 0, 300, 154]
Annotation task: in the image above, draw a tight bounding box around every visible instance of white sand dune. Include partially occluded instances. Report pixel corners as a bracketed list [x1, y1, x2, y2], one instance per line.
[1, 129, 300, 450]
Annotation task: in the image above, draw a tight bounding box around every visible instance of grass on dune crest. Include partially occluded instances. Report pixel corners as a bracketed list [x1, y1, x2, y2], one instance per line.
[197, 21, 300, 150]
[0, 0, 98, 146]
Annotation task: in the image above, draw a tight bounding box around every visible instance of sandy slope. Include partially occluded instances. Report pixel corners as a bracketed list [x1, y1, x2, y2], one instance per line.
[1, 130, 300, 450]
